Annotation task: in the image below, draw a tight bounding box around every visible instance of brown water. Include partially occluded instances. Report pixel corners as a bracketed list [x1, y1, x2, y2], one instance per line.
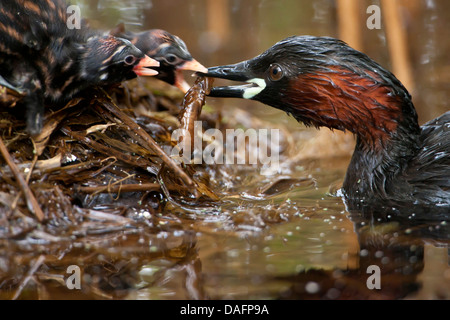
[1, 0, 449, 300]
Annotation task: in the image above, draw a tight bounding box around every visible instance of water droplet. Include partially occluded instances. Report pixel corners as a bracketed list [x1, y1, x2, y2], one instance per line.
[375, 250, 384, 258]
[305, 281, 320, 294]
[360, 249, 369, 257]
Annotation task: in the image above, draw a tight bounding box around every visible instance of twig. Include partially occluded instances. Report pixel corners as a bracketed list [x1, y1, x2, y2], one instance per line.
[9, 154, 38, 217]
[98, 90, 195, 188]
[77, 183, 161, 194]
[12, 255, 45, 300]
[0, 136, 44, 221]
[60, 126, 152, 169]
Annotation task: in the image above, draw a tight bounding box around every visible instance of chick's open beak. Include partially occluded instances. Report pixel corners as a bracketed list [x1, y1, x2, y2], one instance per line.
[179, 59, 208, 74]
[133, 55, 160, 76]
[174, 59, 209, 93]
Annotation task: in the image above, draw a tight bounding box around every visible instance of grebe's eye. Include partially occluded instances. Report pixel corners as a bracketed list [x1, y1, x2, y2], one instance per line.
[124, 55, 136, 65]
[269, 64, 283, 81]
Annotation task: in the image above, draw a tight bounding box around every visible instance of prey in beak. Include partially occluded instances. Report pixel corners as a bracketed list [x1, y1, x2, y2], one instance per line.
[196, 61, 267, 99]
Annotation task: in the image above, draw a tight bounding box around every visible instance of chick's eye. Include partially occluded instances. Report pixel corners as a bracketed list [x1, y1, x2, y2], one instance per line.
[166, 54, 178, 64]
[269, 64, 283, 81]
[124, 55, 136, 65]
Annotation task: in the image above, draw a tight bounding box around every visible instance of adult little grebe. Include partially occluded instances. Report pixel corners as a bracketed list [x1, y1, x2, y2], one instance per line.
[110, 24, 207, 93]
[0, 0, 159, 135]
[198, 36, 450, 206]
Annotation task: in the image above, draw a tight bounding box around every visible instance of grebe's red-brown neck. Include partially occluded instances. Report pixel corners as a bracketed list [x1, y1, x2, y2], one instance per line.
[199, 36, 449, 205]
[283, 67, 411, 148]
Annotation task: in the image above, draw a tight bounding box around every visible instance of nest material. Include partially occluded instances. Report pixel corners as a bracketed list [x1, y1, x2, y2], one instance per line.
[0, 78, 220, 238]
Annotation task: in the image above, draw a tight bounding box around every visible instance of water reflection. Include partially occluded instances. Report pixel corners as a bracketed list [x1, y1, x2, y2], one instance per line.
[1, 196, 447, 299]
[0, 220, 202, 299]
[276, 203, 449, 299]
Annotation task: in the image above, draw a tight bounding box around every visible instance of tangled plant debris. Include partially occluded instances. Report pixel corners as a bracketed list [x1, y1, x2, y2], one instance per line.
[0, 77, 300, 299]
[0, 78, 210, 297]
[0, 78, 221, 236]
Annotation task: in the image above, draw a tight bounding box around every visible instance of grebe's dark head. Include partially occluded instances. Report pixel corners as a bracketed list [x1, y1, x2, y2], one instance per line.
[200, 36, 420, 148]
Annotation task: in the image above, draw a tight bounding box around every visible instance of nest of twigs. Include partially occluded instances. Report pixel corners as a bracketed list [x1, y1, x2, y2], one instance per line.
[0, 78, 221, 239]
